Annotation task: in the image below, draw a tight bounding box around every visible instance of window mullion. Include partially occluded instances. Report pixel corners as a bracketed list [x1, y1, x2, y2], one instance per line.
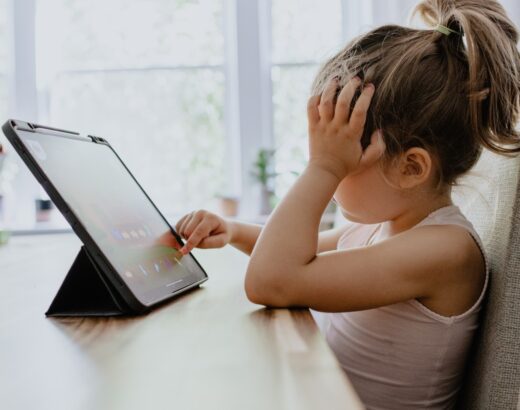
[5, 0, 40, 230]
[226, 0, 273, 218]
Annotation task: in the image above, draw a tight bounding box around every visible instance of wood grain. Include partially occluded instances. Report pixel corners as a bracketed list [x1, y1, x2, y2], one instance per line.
[0, 234, 363, 410]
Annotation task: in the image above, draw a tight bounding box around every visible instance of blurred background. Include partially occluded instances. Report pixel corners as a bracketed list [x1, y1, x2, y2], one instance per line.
[0, 0, 518, 233]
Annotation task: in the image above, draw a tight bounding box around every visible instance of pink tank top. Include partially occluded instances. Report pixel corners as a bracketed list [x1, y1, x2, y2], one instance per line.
[323, 205, 489, 410]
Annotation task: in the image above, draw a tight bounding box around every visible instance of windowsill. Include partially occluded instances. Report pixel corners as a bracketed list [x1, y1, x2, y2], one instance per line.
[7, 212, 337, 236]
[229, 212, 336, 232]
[9, 228, 72, 236]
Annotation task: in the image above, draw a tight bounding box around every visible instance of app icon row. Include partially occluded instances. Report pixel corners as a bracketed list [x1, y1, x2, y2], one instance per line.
[112, 224, 153, 242]
[124, 252, 183, 279]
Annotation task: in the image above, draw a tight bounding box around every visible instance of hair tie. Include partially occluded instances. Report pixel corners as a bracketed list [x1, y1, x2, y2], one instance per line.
[435, 24, 462, 36]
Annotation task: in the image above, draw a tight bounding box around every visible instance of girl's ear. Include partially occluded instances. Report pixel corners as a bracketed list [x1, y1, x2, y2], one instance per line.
[397, 147, 433, 189]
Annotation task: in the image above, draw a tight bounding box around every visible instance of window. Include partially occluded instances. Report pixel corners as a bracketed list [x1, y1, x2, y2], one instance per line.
[271, 0, 344, 199]
[35, 0, 226, 220]
[8, 0, 515, 232]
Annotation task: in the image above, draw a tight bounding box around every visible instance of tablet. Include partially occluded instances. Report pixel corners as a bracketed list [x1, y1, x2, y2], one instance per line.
[3, 120, 208, 313]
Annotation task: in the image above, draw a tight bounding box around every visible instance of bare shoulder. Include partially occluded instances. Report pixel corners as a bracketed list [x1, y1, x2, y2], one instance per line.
[393, 224, 486, 316]
[392, 223, 484, 270]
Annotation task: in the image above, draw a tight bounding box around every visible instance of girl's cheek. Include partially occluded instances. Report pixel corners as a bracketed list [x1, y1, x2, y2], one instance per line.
[334, 178, 364, 211]
[334, 169, 388, 223]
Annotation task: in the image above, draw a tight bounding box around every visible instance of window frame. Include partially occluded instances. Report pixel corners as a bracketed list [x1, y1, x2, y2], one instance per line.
[3, 0, 372, 233]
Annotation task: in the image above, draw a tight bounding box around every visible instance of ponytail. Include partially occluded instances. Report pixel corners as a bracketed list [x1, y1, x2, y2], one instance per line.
[413, 0, 520, 154]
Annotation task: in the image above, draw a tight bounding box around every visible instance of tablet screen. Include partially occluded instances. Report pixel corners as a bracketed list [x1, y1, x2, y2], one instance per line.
[18, 130, 206, 305]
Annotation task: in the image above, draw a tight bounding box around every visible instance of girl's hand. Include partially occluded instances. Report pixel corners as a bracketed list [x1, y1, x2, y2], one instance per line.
[175, 210, 232, 254]
[307, 76, 385, 180]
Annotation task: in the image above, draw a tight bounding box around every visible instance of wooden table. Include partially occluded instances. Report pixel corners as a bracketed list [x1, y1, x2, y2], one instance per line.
[0, 233, 363, 410]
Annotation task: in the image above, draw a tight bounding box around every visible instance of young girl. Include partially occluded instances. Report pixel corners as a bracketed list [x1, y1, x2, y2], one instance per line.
[175, 0, 520, 408]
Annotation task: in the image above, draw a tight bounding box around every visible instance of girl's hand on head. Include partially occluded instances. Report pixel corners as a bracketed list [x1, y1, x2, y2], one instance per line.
[175, 210, 232, 254]
[307, 76, 385, 180]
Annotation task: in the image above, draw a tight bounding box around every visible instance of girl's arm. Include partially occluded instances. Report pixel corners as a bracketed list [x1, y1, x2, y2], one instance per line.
[228, 221, 262, 255]
[229, 221, 350, 255]
[244, 77, 483, 312]
[176, 212, 349, 257]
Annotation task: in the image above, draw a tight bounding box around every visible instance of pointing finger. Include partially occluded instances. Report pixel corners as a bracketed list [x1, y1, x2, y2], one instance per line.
[183, 212, 205, 238]
[181, 223, 211, 254]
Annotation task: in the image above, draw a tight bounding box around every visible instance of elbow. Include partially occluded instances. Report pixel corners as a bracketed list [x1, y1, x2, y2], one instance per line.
[244, 278, 265, 305]
[244, 266, 269, 305]
[244, 266, 291, 307]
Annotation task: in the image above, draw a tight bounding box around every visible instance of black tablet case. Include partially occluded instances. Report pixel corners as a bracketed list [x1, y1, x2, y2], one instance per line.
[46, 246, 131, 317]
[3, 119, 207, 318]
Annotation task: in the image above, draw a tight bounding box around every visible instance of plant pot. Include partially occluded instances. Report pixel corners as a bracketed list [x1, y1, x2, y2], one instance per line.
[217, 196, 239, 217]
[260, 186, 275, 215]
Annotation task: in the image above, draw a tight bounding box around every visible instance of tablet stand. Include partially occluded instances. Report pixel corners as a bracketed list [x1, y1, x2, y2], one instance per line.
[46, 246, 131, 317]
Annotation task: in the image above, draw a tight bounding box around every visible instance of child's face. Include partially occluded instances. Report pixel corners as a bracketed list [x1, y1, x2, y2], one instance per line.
[333, 159, 404, 224]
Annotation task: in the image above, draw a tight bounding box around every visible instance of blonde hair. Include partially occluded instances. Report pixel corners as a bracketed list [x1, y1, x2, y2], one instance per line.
[311, 0, 520, 187]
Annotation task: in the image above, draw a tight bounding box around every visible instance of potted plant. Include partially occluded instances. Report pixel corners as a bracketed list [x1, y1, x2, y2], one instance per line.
[215, 194, 240, 217]
[250, 148, 278, 215]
